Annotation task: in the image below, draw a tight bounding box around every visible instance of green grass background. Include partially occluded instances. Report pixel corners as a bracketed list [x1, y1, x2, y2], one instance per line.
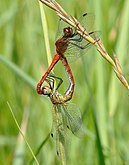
[0, 0, 129, 164]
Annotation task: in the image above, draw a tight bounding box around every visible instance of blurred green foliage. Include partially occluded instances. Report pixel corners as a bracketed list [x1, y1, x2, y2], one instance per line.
[0, 0, 129, 164]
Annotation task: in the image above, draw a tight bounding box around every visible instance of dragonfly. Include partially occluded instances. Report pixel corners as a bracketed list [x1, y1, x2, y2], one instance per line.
[37, 13, 99, 101]
[43, 74, 85, 163]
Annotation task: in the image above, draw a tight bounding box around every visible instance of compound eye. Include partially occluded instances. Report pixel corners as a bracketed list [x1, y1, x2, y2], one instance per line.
[63, 27, 69, 33]
[43, 86, 52, 95]
[69, 27, 73, 33]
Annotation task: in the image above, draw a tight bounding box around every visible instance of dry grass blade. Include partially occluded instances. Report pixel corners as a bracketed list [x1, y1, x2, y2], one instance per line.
[39, 0, 129, 90]
[39, 0, 56, 11]
[113, 54, 123, 75]
[96, 39, 116, 66]
[113, 68, 129, 89]
[52, 0, 70, 19]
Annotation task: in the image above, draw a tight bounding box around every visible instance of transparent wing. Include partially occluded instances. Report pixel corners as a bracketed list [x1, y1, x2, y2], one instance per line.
[55, 18, 70, 41]
[64, 31, 99, 63]
[51, 102, 86, 163]
[62, 103, 85, 138]
[78, 13, 95, 32]
[51, 105, 67, 163]
[55, 13, 100, 62]
[55, 13, 95, 41]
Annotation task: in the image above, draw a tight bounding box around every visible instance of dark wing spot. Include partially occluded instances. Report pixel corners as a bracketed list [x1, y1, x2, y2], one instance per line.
[67, 125, 70, 129]
[57, 150, 60, 157]
[83, 13, 88, 17]
[51, 133, 53, 138]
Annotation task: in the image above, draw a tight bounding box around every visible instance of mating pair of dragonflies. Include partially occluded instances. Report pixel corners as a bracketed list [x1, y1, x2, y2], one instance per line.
[37, 13, 98, 160]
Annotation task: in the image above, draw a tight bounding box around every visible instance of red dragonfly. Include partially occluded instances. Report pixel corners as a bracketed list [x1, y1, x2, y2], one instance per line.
[43, 74, 85, 163]
[37, 13, 98, 100]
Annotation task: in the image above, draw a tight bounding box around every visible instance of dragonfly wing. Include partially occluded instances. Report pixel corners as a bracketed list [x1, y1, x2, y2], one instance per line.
[65, 39, 91, 63]
[65, 31, 100, 63]
[55, 19, 70, 41]
[51, 105, 67, 163]
[55, 13, 95, 41]
[63, 103, 85, 138]
[56, 128, 66, 164]
[77, 13, 95, 32]
[55, 14, 100, 63]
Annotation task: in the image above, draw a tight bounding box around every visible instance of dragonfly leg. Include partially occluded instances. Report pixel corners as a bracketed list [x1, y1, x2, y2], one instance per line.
[70, 31, 100, 50]
[70, 30, 96, 43]
[44, 76, 54, 90]
[70, 33, 83, 42]
[70, 41, 90, 49]
[48, 74, 63, 91]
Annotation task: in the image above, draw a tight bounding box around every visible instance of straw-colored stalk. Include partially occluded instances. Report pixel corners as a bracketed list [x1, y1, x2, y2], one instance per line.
[39, 0, 129, 90]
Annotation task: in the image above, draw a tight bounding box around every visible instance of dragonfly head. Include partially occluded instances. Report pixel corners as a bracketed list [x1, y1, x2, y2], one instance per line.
[42, 86, 52, 96]
[63, 27, 74, 37]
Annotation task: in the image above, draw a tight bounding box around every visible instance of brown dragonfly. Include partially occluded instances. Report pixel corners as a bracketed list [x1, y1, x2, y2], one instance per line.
[37, 13, 98, 102]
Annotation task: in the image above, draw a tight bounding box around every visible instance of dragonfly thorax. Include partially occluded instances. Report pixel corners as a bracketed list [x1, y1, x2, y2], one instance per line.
[55, 27, 74, 55]
[55, 37, 69, 55]
[50, 91, 65, 104]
